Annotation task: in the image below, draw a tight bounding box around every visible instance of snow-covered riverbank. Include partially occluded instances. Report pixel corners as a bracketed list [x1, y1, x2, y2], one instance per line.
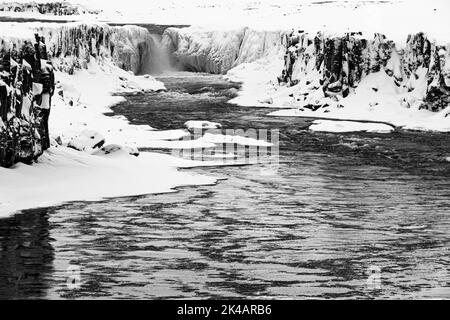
[0, 21, 274, 218]
[0, 50, 223, 217]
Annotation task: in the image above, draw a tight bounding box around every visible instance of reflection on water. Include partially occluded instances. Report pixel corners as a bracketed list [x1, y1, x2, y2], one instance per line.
[0, 209, 54, 299]
[0, 72, 449, 299]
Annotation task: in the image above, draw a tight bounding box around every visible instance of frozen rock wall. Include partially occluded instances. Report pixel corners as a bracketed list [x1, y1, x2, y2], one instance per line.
[162, 27, 284, 74]
[0, 23, 154, 75]
[162, 26, 449, 114]
[36, 23, 153, 75]
[279, 30, 450, 112]
[0, 36, 50, 167]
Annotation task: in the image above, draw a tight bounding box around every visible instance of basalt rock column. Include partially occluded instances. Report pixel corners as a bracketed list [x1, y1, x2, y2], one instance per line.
[279, 30, 450, 112]
[0, 36, 52, 168]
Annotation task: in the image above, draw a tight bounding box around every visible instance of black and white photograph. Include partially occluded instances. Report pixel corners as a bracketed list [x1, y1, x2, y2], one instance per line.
[0, 0, 449, 303]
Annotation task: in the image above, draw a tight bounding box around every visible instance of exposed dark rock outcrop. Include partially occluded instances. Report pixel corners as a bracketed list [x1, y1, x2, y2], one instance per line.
[0, 1, 100, 16]
[279, 30, 450, 112]
[0, 35, 53, 167]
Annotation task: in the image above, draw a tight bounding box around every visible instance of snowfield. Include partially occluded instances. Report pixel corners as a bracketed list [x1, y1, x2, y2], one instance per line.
[0, 146, 217, 216]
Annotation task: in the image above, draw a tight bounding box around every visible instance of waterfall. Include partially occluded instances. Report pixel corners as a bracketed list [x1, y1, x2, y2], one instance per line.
[141, 33, 177, 75]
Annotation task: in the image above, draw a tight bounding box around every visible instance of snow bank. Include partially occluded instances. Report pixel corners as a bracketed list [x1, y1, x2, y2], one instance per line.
[309, 120, 394, 133]
[0, 146, 216, 217]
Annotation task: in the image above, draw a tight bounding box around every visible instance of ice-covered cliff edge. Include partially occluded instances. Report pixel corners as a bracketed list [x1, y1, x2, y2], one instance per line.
[277, 30, 450, 113]
[0, 22, 155, 75]
[162, 26, 284, 74]
[264, 30, 450, 131]
[40, 22, 153, 74]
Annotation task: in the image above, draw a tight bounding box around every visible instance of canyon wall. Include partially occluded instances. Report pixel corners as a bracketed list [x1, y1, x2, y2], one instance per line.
[163, 26, 450, 113]
[37, 23, 153, 75]
[0, 37, 49, 167]
[278, 30, 450, 112]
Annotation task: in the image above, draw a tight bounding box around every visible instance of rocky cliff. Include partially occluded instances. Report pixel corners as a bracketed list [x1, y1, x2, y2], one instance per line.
[36, 23, 153, 75]
[0, 36, 49, 167]
[162, 27, 283, 74]
[162, 26, 450, 114]
[279, 30, 450, 113]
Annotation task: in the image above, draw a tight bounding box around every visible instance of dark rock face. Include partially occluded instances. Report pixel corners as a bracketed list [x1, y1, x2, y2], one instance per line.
[0, 36, 53, 168]
[0, 1, 100, 16]
[279, 30, 450, 112]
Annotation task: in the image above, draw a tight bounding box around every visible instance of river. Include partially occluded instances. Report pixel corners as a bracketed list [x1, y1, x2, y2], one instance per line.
[0, 72, 449, 299]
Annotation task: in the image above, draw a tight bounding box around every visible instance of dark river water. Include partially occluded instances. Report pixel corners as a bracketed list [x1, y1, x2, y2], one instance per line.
[0, 72, 449, 299]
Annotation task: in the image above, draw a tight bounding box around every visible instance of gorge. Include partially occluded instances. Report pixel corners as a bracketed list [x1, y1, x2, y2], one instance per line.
[0, 1, 449, 299]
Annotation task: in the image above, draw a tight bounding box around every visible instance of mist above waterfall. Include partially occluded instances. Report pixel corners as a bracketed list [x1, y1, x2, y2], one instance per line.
[140, 33, 178, 75]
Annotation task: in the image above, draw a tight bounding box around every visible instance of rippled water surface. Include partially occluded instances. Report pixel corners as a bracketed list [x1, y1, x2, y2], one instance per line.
[0, 72, 449, 299]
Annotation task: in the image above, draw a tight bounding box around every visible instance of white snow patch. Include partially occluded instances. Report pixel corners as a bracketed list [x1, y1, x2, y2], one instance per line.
[309, 120, 394, 133]
[184, 120, 222, 131]
[198, 133, 273, 147]
[67, 129, 105, 152]
[0, 147, 216, 217]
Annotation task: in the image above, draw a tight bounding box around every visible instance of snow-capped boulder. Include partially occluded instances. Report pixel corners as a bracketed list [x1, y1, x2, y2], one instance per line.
[67, 130, 105, 153]
[259, 97, 273, 105]
[93, 144, 140, 157]
[184, 120, 222, 132]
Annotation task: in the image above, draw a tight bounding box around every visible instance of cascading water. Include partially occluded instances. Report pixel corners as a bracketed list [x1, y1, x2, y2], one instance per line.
[140, 34, 177, 75]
